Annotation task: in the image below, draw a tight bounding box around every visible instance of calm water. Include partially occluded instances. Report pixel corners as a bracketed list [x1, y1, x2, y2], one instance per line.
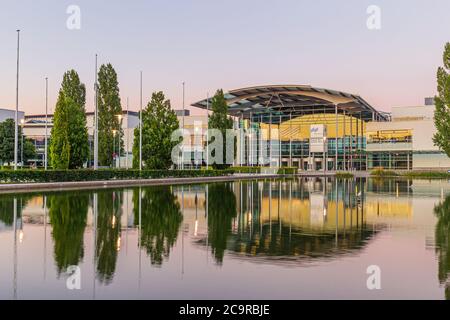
[0, 178, 449, 300]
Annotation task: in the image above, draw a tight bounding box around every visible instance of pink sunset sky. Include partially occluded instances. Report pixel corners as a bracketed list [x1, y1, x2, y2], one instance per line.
[0, 0, 449, 115]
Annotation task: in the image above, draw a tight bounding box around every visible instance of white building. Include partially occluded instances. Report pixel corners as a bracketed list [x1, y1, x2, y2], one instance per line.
[366, 101, 450, 170]
[0, 108, 24, 123]
[23, 111, 139, 167]
[22, 111, 209, 168]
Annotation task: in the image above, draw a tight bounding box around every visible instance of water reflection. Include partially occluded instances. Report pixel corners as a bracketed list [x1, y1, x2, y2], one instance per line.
[434, 193, 450, 300]
[2, 177, 450, 299]
[95, 190, 122, 284]
[206, 183, 237, 264]
[133, 186, 183, 266]
[198, 179, 378, 266]
[47, 192, 89, 275]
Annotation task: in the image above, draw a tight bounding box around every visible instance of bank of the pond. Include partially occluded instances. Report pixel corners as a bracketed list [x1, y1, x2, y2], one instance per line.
[371, 169, 450, 179]
[0, 173, 285, 194]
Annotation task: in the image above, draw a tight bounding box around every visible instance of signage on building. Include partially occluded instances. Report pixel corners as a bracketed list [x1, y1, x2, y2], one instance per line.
[310, 124, 327, 153]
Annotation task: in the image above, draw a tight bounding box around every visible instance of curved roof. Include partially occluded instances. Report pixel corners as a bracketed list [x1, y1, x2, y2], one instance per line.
[192, 85, 388, 123]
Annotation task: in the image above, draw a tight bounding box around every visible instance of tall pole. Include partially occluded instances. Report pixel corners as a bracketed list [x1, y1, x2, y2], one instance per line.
[335, 104, 338, 171]
[182, 82, 185, 170]
[206, 92, 209, 168]
[21, 125, 23, 165]
[14, 30, 20, 171]
[126, 97, 129, 169]
[94, 54, 99, 170]
[113, 131, 116, 168]
[139, 71, 143, 171]
[44, 77, 48, 170]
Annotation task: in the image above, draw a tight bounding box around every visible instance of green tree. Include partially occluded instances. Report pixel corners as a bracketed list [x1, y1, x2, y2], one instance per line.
[132, 91, 179, 169]
[0, 119, 36, 165]
[208, 89, 234, 169]
[433, 43, 450, 156]
[49, 71, 89, 169]
[133, 186, 183, 265]
[50, 90, 89, 169]
[61, 69, 86, 108]
[98, 64, 123, 167]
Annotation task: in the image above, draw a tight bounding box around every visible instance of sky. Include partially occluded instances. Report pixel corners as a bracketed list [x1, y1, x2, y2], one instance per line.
[0, 0, 449, 115]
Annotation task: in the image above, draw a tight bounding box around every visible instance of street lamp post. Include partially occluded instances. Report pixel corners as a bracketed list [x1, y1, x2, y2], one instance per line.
[206, 92, 209, 168]
[14, 30, 20, 171]
[126, 98, 129, 169]
[139, 71, 143, 171]
[94, 54, 99, 170]
[20, 119, 24, 166]
[323, 137, 327, 174]
[182, 82, 185, 170]
[116, 114, 123, 169]
[112, 129, 117, 168]
[44, 77, 48, 170]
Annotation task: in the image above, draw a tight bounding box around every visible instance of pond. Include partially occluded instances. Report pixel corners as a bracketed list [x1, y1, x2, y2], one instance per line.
[0, 178, 449, 299]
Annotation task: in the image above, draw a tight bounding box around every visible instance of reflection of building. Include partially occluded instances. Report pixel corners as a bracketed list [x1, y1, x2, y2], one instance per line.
[192, 87, 450, 171]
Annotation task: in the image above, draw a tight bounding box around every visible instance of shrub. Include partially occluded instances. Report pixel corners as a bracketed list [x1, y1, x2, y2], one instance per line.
[370, 169, 399, 177]
[277, 167, 297, 175]
[336, 172, 354, 178]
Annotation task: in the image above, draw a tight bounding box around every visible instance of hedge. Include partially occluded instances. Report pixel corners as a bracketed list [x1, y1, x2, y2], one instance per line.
[0, 169, 235, 183]
[370, 169, 399, 177]
[335, 172, 354, 179]
[231, 167, 261, 174]
[402, 171, 450, 179]
[277, 167, 297, 175]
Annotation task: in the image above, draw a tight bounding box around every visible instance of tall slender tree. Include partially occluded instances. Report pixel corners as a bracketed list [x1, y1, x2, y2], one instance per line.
[97, 63, 123, 167]
[49, 70, 89, 169]
[208, 89, 234, 169]
[132, 91, 179, 169]
[433, 43, 450, 156]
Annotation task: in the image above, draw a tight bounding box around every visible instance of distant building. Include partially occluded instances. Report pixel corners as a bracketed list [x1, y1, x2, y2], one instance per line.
[366, 103, 450, 170]
[424, 97, 435, 106]
[22, 111, 140, 167]
[0, 108, 24, 123]
[22, 111, 206, 168]
[175, 109, 190, 117]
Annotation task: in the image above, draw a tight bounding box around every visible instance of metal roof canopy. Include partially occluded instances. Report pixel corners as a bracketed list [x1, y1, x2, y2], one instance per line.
[192, 85, 388, 124]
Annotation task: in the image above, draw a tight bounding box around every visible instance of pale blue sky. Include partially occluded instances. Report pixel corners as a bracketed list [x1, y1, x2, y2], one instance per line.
[0, 0, 449, 114]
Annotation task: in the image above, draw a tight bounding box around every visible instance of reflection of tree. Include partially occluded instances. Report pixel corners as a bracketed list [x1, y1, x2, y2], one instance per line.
[0, 195, 31, 226]
[48, 192, 89, 275]
[133, 186, 182, 265]
[96, 190, 122, 284]
[207, 183, 237, 264]
[434, 195, 450, 300]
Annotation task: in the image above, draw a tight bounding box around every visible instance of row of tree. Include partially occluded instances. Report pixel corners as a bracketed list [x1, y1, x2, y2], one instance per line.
[47, 65, 233, 170]
[50, 66, 123, 169]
